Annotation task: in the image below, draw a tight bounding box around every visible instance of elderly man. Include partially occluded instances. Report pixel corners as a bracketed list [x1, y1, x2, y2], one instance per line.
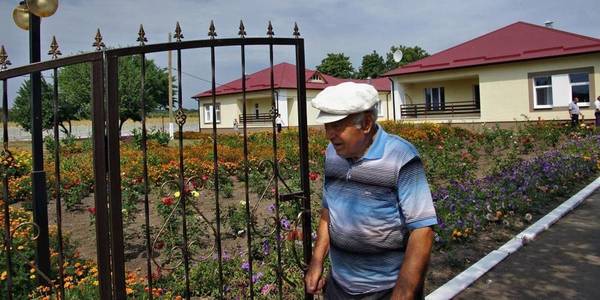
[305, 82, 437, 300]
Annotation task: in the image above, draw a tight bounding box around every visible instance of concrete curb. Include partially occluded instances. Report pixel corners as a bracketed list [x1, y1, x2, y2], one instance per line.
[426, 176, 600, 300]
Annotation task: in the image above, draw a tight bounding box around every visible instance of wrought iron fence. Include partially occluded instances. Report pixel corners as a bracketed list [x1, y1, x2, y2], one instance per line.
[1, 21, 313, 300]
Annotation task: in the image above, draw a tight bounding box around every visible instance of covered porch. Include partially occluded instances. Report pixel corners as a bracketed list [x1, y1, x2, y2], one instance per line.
[392, 74, 482, 120]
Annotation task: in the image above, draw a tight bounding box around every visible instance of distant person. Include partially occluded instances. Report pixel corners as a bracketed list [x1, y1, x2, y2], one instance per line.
[233, 118, 239, 135]
[568, 97, 582, 128]
[595, 96, 600, 127]
[275, 114, 285, 134]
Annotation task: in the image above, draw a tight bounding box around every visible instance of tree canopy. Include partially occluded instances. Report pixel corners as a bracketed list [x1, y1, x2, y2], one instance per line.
[356, 50, 386, 79]
[11, 78, 57, 133]
[384, 45, 429, 72]
[11, 56, 171, 133]
[316, 53, 355, 79]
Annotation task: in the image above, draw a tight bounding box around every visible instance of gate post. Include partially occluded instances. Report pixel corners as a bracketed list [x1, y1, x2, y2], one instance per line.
[90, 58, 113, 299]
[294, 37, 314, 300]
[106, 54, 126, 299]
[29, 12, 51, 282]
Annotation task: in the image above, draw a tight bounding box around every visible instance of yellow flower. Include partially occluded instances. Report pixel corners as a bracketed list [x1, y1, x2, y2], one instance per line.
[126, 287, 134, 295]
[174, 191, 181, 198]
[17, 245, 24, 250]
[30, 268, 36, 273]
[30, 274, 36, 280]
[93, 280, 99, 286]
[191, 191, 200, 198]
[1, 271, 7, 281]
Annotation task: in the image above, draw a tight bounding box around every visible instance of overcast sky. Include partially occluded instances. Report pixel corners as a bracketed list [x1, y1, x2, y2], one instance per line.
[1, 0, 600, 108]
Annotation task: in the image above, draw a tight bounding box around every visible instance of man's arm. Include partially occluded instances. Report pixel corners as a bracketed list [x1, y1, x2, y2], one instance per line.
[391, 226, 434, 300]
[305, 208, 330, 294]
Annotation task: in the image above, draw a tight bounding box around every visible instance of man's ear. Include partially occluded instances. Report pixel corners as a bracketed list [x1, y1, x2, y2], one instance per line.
[362, 113, 374, 133]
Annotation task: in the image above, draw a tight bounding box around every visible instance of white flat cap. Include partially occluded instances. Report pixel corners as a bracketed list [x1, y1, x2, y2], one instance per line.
[311, 82, 379, 124]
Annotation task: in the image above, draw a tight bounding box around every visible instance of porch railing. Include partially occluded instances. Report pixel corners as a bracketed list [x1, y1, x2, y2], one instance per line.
[400, 100, 480, 118]
[239, 112, 274, 123]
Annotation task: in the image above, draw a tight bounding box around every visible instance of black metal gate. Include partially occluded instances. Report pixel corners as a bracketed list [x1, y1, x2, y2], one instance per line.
[1, 21, 313, 299]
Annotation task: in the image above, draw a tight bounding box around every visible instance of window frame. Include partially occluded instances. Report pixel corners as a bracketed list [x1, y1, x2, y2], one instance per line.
[569, 72, 590, 106]
[203, 103, 221, 124]
[528, 67, 595, 112]
[533, 75, 553, 109]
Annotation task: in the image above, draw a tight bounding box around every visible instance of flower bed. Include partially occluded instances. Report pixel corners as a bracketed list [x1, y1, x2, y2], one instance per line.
[2, 120, 599, 298]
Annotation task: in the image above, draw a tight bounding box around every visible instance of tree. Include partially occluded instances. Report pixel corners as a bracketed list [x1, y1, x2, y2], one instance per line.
[116, 56, 170, 130]
[60, 56, 171, 131]
[11, 78, 59, 133]
[384, 45, 429, 72]
[12, 56, 171, 134]
[357, 50, 386, 79]
[316, 53, 355, 78]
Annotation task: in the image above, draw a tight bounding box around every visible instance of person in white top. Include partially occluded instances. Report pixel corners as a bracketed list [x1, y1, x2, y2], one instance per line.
[568, 97, 582, 128]
[595, 96, 600, 127]
[275, 114, 285, 133]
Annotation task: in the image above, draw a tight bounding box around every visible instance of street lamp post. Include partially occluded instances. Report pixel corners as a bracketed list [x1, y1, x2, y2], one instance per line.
[12, 0, 59, 283]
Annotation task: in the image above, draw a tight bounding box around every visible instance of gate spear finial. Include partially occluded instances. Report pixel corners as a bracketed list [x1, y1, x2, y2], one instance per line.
[293, 22, 300, 38]
[0, 46, 11, 70]
[208, 20, 217, 39]
[137, 24, 148, 46]
[93, 29, 106, 51]
[238, 20, 246, 38]
[174, 22, 184, 42]
[267, 21, 274, 38]
[48, 36, 62, 59]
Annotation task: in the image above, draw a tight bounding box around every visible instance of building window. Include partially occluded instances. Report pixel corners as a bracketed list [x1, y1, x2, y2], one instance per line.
[204, 103, 221, 123]
[570, 72, 589, 103]
[531, 69, 593, 109]
[255, 103, 259, 118]
[425, 87, 445, 111]
[533, 76, 553, 108]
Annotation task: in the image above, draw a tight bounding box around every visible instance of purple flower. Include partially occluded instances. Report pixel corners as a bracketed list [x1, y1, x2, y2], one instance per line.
[267, 204, 276, 213]
[280, 218, 291, 230]
[241, 261, 250, 271]
[262, 240, 270, 256]
[252, 272, 264, 283]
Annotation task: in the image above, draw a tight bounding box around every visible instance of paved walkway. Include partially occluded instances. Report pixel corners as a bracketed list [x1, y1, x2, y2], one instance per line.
[456, 189, 600, 300]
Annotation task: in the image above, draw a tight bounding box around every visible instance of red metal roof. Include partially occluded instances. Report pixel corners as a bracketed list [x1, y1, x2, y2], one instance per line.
[384, 21, 600, 76]
[193, 62, 390, 99]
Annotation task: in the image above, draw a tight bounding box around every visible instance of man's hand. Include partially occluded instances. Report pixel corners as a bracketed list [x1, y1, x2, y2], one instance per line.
[305, 259, 326, 294]
[304, 208, 330, 295]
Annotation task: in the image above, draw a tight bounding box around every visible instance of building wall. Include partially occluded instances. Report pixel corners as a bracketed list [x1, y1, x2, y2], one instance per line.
[479, 53, 600, 122]
[200, 89, 392, 129]
[392, 52, 600, 123]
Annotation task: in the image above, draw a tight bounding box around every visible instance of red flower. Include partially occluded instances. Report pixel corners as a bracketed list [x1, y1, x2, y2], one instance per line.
[154, 240, 165, 250]
[161, 196, 174, 206]
[87, 207, 96, 215]
[308, 172, 320, 181]
[201, 175, 209, 181]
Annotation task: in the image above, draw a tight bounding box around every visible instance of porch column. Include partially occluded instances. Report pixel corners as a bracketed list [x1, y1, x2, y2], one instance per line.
[393, 79, 406, 120]
[276, 89, 289, 126]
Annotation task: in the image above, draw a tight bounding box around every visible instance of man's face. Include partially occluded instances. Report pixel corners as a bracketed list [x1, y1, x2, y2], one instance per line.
[574, 97, 579, 103]
[324, 113, 370, 159]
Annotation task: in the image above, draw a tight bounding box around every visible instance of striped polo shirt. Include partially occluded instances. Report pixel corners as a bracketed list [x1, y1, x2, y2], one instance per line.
[323, 125, 437, 295]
